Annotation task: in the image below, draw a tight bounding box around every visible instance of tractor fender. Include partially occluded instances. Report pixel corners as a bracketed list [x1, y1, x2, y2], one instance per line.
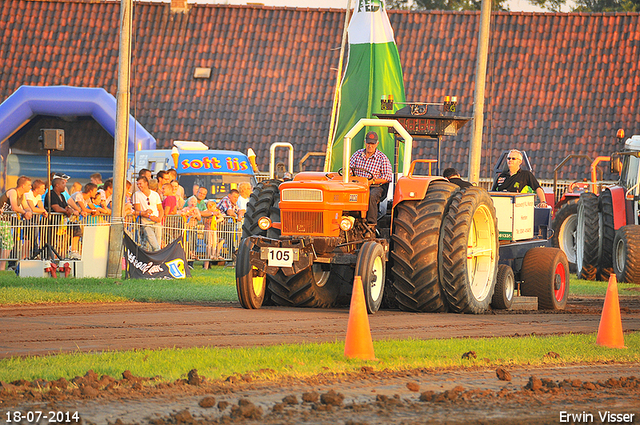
[392, 176, 449, 208]
[606, 186, 627, 229]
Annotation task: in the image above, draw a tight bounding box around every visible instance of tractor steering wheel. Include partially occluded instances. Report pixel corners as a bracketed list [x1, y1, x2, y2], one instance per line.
[337, 167, 375, 181]
[568, 180, 589, 193]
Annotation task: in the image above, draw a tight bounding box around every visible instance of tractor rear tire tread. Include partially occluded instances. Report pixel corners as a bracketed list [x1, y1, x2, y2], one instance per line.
[391, 180, 459, 313]
[577, 192, 599, 280]
[439, 187, 498, 314]
[613, 225, 640, 284]
[598, 189, 615, 281]
[551, 199, 578, 272]
[521, 247, 569, 310]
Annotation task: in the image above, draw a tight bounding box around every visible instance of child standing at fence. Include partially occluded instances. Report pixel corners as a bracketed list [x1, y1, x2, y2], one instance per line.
[203, 201, 225, 269]
[162, 183, 178, 216]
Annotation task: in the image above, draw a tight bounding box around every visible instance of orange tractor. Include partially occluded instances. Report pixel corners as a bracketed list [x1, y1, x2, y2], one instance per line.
[238, 101, 571, 313]
[237, 111, 500, 314]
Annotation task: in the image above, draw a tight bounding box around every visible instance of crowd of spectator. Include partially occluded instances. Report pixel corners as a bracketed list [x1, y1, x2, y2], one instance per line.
[0, 169, 254, 269]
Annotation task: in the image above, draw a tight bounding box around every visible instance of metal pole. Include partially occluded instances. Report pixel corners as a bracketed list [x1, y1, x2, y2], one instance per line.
[107, 0, 133, 278]
[324, 0, 352, 172]
[468, 0, 492, 184]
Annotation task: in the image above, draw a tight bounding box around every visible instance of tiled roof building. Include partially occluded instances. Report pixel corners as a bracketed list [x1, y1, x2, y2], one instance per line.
[1, 0, 638, 179]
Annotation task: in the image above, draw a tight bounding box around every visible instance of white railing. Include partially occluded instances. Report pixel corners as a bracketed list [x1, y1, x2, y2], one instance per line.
[0, 212, 241, 263]
[124, 214, 241, 262]
[0, 212, 110, 262]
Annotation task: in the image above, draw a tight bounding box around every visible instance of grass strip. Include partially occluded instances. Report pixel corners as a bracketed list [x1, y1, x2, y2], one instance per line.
[1, 269, 638, 306]
[0, 266, 237, 305]
[1, 333, 638, 383]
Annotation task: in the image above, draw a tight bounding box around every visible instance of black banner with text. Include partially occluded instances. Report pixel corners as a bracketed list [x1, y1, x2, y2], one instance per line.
[124, 233, 190, 279]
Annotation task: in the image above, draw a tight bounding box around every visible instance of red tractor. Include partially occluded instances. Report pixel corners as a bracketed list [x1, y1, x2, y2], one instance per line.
[576, 130, 640, 283]
[549, 154, 611, 272]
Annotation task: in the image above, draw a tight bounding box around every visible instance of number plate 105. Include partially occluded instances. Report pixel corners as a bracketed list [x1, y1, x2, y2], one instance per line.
[261, 247, 299, 267]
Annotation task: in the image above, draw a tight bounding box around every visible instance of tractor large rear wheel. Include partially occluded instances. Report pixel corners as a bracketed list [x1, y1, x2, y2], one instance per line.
[551, 199, 578, 272]
[521, 247, 569, 310]
[576, 192, 599, 280]
[439, 187, 498, 314]
[277, 264, 341, 308]
[236, 238, 267, 309]
[391, 180, 459, 312]
[240, 179, 281, 305]
[598, 189, 615, 281]
[613, 225, 640, 284]
[242, 179, 281, 239]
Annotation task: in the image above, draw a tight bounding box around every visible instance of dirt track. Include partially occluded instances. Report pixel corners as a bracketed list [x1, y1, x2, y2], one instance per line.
[2, 296, 640, 359]
[1, 296, 639, 424]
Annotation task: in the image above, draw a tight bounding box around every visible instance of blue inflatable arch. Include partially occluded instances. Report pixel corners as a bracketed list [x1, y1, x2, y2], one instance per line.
[0, 85, 156, 154]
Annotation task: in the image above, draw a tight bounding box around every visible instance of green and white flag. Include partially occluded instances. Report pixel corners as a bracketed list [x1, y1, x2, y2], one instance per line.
[328, 0, 406, 172]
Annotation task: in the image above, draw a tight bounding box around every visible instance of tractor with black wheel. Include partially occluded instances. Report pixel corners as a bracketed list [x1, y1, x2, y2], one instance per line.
[576, 130, 640, 284]
[549, 154, 611, 272]
[236, 99, 503, 314]
[489, 192, 570, 311]
[487, 153, 571, 311]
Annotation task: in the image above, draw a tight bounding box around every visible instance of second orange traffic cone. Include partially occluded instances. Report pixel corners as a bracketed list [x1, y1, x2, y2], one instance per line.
[596, 274, 626, 349]
[344, 276, 376, 360]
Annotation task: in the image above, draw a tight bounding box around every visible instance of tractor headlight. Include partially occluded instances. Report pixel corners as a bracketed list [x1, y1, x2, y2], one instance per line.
[339, 216, 355, 231]
[258, 217, 272, 230]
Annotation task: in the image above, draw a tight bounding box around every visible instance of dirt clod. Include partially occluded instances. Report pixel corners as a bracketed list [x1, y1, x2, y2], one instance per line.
[187, 369, 201, 386]
[302, 391, 319, 403]
[81, 385, 99, 398]
[461, 351, 477, 360]
[496, 367, 512, 381]
[525, 376, 543, 391]
[282, 395, 298, 405]
[199, 396, 216, 408]
[406, 381, 420, 392]
[218, 401, 230, 410]
[122, 370, 135, 381]
[419, 390, 435, 402]
[321, 389, 345, 406]
[173, 409, 193, 423]
[230, 398, 263, 419]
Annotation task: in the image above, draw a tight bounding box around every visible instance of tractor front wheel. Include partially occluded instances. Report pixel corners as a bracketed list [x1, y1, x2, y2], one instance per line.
[551, 200, 578, 272]
[613, 225, 640, 284]
[355, 241, 386, 314]
[576, 192, 599, 280]
[521, 247, 569, 310]
[440, 187, 498, 314]
[236, 238, 267, 309]
[598, 189, 615, 281]
[491, 264, 515, 310]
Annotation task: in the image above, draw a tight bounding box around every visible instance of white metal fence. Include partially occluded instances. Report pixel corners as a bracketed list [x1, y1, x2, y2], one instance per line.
[0, 212, 241, 263]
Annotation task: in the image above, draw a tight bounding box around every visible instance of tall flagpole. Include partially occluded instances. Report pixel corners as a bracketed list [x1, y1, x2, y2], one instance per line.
[324, 0, 352, 172]
[107, 0, 133, 277]
[468, 0, 491, 183]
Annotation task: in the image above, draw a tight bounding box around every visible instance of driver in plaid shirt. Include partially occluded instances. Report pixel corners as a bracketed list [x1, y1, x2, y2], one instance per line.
[349, 131, 392, 238]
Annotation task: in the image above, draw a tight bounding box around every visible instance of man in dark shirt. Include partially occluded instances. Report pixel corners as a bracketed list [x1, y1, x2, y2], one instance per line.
[44, 178, 78, 217]
[491, 150, 548, 207]
[443, 167, 472, 189]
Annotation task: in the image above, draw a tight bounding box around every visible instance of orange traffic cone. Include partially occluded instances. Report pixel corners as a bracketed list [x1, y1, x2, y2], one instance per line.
[596, 274, 626, 348]
[344, 276, 376, 360]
